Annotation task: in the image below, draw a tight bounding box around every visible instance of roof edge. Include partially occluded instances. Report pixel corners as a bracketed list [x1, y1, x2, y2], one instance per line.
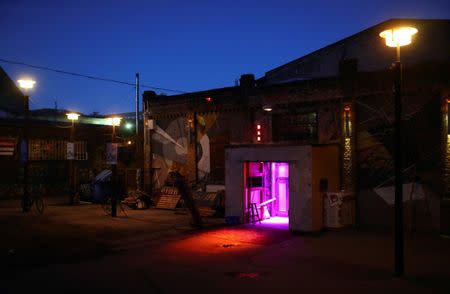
[265, 18, 450, 76]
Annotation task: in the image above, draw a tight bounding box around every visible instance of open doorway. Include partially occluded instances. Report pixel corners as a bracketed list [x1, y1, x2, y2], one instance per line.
[244, 162, 289, 230]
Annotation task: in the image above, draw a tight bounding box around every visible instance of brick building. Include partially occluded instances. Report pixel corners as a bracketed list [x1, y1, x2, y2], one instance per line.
[0, 67, 138, 199]
[142, 18, 449, 233]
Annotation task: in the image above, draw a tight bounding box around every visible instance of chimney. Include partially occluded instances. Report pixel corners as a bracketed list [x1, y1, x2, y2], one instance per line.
[339, 59, 358, 94]
[239, 74, 255, 89]
[143, 91, 157, 103]
[143, 91, 157, 112]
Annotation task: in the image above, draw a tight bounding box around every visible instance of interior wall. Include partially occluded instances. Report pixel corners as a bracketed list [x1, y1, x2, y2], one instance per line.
[225, 145, 313, 232]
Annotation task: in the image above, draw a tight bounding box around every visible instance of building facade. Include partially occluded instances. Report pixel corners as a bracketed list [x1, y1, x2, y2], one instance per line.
[143, 19, 450, 233]
[0, 68, 139, 199]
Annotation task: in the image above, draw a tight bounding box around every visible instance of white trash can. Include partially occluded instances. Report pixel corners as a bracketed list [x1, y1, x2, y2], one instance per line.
[324, 192, 355, 229]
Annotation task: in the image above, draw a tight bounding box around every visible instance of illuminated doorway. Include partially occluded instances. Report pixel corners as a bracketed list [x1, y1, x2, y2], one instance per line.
[245, 162, 289, 229]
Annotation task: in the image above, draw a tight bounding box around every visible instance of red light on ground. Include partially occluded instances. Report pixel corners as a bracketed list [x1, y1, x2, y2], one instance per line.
[238, 272, 260, 279]
[205, 97, 213, 102]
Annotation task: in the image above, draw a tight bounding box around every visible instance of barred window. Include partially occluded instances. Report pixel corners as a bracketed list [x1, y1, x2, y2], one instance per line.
[28, 139, 88, 161]
[74, 141, 88, 160]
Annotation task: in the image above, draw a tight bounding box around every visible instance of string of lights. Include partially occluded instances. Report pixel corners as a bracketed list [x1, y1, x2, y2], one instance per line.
[0, 58, 187, 94]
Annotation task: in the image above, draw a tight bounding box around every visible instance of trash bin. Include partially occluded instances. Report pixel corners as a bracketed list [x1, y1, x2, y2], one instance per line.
[225, 216, 240, 225]
[324, 192, 355, 229]
[92, 169, 112, 203]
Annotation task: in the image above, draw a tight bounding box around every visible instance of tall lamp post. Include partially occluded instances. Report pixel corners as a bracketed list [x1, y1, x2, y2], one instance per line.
[17, 79, 36, 212]
[380, 26, 418, 277]
[109, 116, 122, 217]
[66, 112, 80, 204]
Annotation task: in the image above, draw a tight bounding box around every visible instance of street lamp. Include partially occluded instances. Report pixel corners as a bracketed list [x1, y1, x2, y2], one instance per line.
[262, 105, 272, 112]
[66, 112, 80, 204]
[125, 122, 133, 130]
[66, 112, 80, 121]
[17, 78, 35, 212]
[380, 26, 418, 277]
[17, 79, 36, 90]
[109, 116, 121, 217]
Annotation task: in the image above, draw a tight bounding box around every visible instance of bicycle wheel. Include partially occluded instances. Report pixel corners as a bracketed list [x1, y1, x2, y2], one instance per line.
[119, 202, 128, 217]
[21, 197, 30, 212]
[35, 197, 44, 214]
[102, 198, 112, 216]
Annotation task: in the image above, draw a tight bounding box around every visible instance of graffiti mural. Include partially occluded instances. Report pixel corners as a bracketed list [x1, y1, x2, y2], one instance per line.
[196, 113, 219, 179]
[151, 113, 223, 186]
[356, 93, 441, 190]
[151, 117, 189, 186]
[318, 102, 341, 144]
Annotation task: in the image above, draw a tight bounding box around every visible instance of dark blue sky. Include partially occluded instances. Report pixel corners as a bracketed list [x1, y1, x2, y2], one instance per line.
[1, 0, 449, 114]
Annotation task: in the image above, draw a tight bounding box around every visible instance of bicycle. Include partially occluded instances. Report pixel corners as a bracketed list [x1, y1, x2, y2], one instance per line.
[21, 184, 45, 214]
[122, 189, 153, 209]
[101, 194, 128, 217]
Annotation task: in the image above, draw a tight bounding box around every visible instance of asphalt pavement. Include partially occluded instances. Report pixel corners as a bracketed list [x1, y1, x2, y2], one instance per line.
[1, 197, 449, 293]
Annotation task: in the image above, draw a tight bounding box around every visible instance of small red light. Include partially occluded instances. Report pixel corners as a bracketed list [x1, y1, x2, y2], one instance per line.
[205, 97, 213, 102]
[257, 131, 261, 135]
[256, 124, 261, 130]
[257, 136, 261, 141]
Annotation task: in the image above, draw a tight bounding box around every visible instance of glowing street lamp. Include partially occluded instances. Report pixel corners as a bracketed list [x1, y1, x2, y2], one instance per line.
[66, 112, 80, 204]
[380, 26, 417, 277]
[109, 116, 122, 146]
[262, 105, 272, 112]
[17, 78, 36, 212]
[17, 79, 36, 90]
[108, 116, 121, 217]
[66, 112, 80, 121]
[380, 27, 418, 49]
[109, 116, 122, 127]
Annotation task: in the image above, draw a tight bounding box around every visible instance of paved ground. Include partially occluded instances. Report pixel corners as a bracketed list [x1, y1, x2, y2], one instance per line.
[1, 197, 449, 293]
[0, 197, 223, 268]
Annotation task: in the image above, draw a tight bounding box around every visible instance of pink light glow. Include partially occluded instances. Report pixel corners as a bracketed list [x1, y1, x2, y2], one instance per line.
[278, 164, 288, 177]
[257, 217, 289, 230]
[278, 182, 287, 212]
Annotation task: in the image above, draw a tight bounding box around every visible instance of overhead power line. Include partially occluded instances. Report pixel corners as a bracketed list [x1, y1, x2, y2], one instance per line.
[0, 58, 187, 94]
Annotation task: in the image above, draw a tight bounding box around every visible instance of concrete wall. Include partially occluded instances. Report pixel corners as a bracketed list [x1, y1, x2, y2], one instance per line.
[225, 144, 315, 232]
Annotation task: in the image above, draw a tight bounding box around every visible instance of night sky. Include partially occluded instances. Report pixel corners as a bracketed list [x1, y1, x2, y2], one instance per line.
[1, 0, 449, 115]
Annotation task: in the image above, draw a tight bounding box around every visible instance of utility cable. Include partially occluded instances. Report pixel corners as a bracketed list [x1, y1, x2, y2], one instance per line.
[0, 58, 187, 93]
